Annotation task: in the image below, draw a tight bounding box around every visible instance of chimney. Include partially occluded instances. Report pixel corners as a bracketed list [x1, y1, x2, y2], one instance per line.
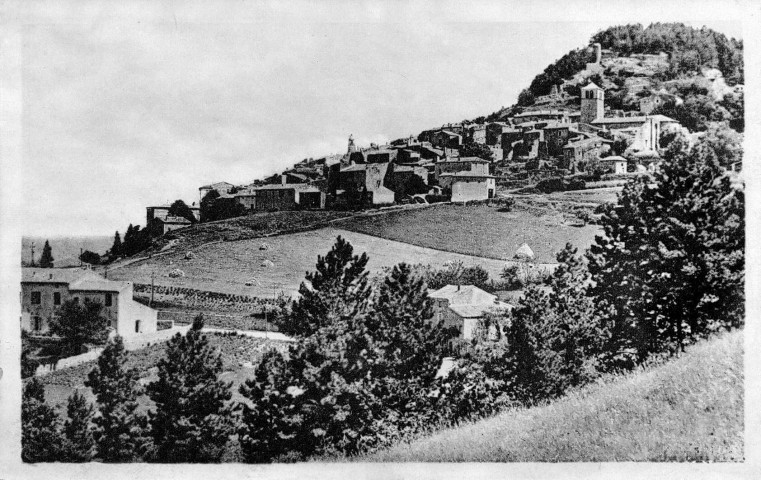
[281, 175, 287, 186]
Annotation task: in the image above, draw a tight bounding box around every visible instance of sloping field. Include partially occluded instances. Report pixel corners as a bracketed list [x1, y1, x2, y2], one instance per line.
[364, 329, 743, 462]
[333, 202, 602, 263]
[108, 228, 511, 297]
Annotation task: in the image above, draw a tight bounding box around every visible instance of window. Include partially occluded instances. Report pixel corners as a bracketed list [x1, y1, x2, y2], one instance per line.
[73, 297, 79, 303]
[135, 320, 141, 333]
[33, 316, 42, 331]
[31, 291, 41, 305]
[53, 292, 61, 305]
[105, 293, 113, 307]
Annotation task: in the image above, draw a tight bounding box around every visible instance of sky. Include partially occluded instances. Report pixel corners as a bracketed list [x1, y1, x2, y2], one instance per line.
[10, 0, 748, 237]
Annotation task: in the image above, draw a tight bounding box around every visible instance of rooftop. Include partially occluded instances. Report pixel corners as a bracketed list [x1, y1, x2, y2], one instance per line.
[22, 268, 131, 292]
[591, 114, 677, 125]
[429, 285, 497, 305]
[439, 171, 496, 178]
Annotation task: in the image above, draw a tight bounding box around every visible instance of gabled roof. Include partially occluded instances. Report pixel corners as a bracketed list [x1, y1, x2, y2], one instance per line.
[600, 155, 627, 162]
[69, 277, 131, 293]
[582, 82, 602, 90]
[341, 164, 367, 173]
[22, 268, 99, 284]
[429, 284, 497, 305]
[199, 181, 234, 190]
[22, 268, 130, 292]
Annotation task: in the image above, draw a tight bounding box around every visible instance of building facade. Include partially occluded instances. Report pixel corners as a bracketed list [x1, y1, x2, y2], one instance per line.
[21, 268, 158, 339]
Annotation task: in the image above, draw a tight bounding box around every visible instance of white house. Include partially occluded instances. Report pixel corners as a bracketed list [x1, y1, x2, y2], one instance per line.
[429, 284, 511, 339]
[21, 268, 158, 339]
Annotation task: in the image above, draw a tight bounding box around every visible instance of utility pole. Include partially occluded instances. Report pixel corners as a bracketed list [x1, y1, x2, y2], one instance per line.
[80, 247, 83, 267]
[30, 242, 35, 267]
[149, 271, 155, 308]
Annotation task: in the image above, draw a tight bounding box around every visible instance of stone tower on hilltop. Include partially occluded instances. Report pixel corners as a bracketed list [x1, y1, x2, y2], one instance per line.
[580, 82, 604, 124]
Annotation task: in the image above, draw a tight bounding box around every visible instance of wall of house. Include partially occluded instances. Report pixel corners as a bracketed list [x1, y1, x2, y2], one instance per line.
[297, 191, 326, 209]
[116, 286, 158, 338]
[255, 189, 297, 211]
[21, 282, 69, 333]
[451, 177, 493, 202]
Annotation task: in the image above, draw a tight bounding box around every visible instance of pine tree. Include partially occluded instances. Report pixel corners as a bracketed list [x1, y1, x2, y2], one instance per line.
[147, 315, 234, 462]
[48, 298, 110, 356]
[22, 378, 64, 462]
[122, 224, 135, 257]
[278, 236, 372, 337]
[587, 133, 745, 363]
[61, 390, 96, 462]
[85, 335, 149, 462]
[39, 240, 54, 268]
[111, 231, 122, 258]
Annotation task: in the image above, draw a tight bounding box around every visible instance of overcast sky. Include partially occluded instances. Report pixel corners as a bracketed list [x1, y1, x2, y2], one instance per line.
[14, 1, 745, 237]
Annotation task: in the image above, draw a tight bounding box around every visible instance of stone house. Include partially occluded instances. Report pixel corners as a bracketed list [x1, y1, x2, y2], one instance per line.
[486, 122, 511, 146]
[432, 130, 463, 149]
[429, 284, 511, 340]
[591, 114, 678, 152]
[337, 162, 395, 205]
[542, 123, 572, 157]
[146, 204, 200, 225]
[599, 155, 628, 174]
[434, 157, 490, 181]
[21, 268, 158, 338]
[562, 136, 610, 172]
[513, 109, 570, 124]
[198, 181, 235, 203]
[150, 216, 192, 236]
[438, 171, 496, 202]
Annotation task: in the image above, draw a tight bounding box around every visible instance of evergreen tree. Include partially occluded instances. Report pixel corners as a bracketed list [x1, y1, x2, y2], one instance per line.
[22, 378, 63, 462]
[239, 252, 459, 461]
[146, 315, 234, 463]
[587, 133, 744, 364]
[111, 231, 122, 258]
[122, 224, 135, 257]
[39, 240, 54, 268]
[85, 336, 149, 462]
[48, 298, 110, 356]
[61, 391, 96, 462]
[277, 236, 371, 337]
[168, 199, 198, 224]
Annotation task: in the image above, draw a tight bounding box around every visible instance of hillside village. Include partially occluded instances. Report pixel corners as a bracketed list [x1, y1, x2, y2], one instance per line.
[136, 41, 743, 234]
[19, 22, 746, 465]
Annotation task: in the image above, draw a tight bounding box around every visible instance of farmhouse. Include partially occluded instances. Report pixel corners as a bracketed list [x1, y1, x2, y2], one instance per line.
[21, 268, 158, 338]
[561, 136, 610, 172]
[429, 284, 511, 340]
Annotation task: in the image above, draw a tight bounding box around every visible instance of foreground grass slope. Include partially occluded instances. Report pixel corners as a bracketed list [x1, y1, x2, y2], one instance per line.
[365, 329, 743, 462]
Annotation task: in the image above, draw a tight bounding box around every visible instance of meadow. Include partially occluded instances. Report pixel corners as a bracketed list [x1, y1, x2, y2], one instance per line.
[108, 227, 512, 297]
[334, 202, 602, 263]
[362, 329, 743, 462]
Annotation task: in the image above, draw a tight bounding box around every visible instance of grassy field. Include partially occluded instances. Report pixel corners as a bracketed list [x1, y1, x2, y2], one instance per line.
[33, 333, 290, 415]
[334, 202, 602, 263]
[109, 227, 511, 297]
[363, 329, 743, 462]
